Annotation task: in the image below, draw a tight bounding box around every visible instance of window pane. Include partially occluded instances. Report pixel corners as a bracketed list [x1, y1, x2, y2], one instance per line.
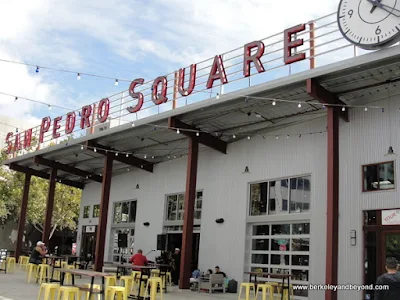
[363, 164, 379, 191]
[379, 162, 394, 190]
[364, 210, 377, 225]
[93, 205, 100, 218]
[271, 254, 289, 265]
[253, 225, 269, 236]
[195, 210, 202, 219]
[290, 176, 311, 213]
[269, 180, 289, 215]
[271, 239, 290, 251]
[250, 182, 268, 216]
[292, 255, 309, 266]
[121, 202, 129, 223]
[251, 254, 269, 264]
[83, 206, 90, 218]
[129, 201, 137, 223]
[178, 194, 184, 220]
[292, 238, 310, 251]
[292, 269, 309, 281]
[167, 195, 177, 221]
[114, 203, 121, 223]
[252, 239, 269, 251]
[271, 224, 290, 235]
[292, 223, 310, 235]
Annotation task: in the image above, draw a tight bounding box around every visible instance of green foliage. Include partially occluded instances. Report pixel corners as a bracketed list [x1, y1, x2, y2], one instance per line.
[0, 149, 81, 238]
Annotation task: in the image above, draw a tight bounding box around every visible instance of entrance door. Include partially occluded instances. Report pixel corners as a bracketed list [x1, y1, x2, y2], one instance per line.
[167, 233, 200, 271]
[381, 231, 400, 273]
[80, 232, 96, 261]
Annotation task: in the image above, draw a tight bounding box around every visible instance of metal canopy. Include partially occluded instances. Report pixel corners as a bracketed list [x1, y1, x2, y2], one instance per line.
[5, 45, 400, 186]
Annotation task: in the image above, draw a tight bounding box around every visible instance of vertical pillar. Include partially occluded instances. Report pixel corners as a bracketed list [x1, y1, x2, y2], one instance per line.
[43, 168, 57, 245]
[179, 138, 199, 289]
[325, 107, 339, 300]
[15, 173, 31, 260]
[94, 153, 113, 272]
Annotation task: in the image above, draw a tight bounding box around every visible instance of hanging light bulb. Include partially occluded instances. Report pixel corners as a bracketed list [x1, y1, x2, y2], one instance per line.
[364, 107, 368, 111]
[144, 154, 147, 159]
[177, 129, 180, 134]
[342, 106, 346, 111]
[115, 152, 118, 156]
[298, 102, 302, 108]
[216, 93, 220, 99]
[152, 156, 155, 159]
[16, 128, 18, 133]
[247, 136, 251, 140]
[77, 73, 81, 80]
[233, 134, 236, 139]
[132, 122, 135, 127]
[127, 168, 130, 172]
[126, 153, 129, 157]
[35, 66, 39, 73]
[322, 104, 326, 109]
[276, 135, 279, 139]
[196, 132, 200, 136]
[287, 135, 290, 139]
[272, 100, 276, 106]
[115, 79, 119, 86]
[48, 105, 52, 110]
[14, 97, 18, 102]
[382, 108, 385, 113]
[94, 148, 97, 153]
[81, 145, 84, 150]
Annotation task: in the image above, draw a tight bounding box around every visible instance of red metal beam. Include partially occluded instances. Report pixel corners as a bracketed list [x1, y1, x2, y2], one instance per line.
[34, 156, 102, 183]
[86, 141, 153, 173]
[168, 117, 227, 154]
[325, 107, 339, 300]
[179, 138, 199, 289]
[306, 78, 349, 122]
[94, 152, 114, 272]
[15, 173, 31, 261]
[9, 163, 84, 189]
[42, 168, 57, 245]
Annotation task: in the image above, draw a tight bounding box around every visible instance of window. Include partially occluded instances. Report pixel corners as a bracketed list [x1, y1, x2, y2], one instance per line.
[166, 191, 203, 221]
[83, 206, 90, 218]
[93, 205, 100, 218]
[363, 161, 395, 192]
[113, 201, 137, 224]
[250, 176, 311, 216]
[111, 228, 135, 263]
[250, 222, 310, 298]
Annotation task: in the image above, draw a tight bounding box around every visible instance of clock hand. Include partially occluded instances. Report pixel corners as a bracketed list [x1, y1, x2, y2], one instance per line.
[366, 0, 400, 17]
[370, 0, 382, 13]
[378, 2, 400, 15]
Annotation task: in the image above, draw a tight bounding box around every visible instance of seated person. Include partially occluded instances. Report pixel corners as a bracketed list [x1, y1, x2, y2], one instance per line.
[205, 269, 213, 277]
[215, 266, 226, 277]
[29, 241, 47, 265]
[129, 249, 148, 271]
[190, 269, 201, 283]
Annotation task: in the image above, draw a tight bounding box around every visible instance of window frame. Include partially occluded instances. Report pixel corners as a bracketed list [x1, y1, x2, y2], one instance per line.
[112, 200, 137, 225]
[362, 160, 395, 193]
[93, 204, 100, 218]
[165, 190, 203, 222]
[248, 174, 311, 217]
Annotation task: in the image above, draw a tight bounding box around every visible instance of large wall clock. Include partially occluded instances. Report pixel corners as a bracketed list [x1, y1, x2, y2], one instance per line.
[337, 0, 400, 50]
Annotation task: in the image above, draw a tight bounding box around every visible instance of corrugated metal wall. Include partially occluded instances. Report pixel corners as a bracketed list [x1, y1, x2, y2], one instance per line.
[338, 95, 400, 300]
[78, 116, 328, 300]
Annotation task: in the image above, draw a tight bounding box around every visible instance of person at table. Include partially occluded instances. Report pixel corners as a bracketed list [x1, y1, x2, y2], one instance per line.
[29, 241, 47, 265]
[215, 266, 226, 277]
[172, 248, 181, 285]
[129, 249, 148, 271]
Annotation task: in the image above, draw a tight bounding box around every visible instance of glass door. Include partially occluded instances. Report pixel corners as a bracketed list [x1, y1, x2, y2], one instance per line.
[382, 231, 400, 272]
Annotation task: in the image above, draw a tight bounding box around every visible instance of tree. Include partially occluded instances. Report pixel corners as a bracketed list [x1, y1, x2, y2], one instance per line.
[0, 148, 82, 239]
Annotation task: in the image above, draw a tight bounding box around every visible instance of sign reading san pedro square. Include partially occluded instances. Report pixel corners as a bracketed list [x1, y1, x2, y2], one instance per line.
[5, 23, 309, 154]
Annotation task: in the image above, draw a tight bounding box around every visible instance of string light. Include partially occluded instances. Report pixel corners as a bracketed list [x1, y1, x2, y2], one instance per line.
[35, 66, 39, 73]
[80, 145, 84, 150]
[126, 153, 129, 157]
[233, 134, 236, 139]
[247, 136, 251, 140]
[48, 105, 52, 110]
[144, 154, 147, 159]
[298, 102, 302, 108]
[364, 107, 368, 111]
[77, 73, 81, 80]
[14, 97, 17, 102]
[342, 107, 346, 111]
[286, 135, 290, 138]
[272, 100, 276, 106]
[115, 152, 118, 156]
[132, 122, 135, 127]
[115, 79, 119, 86]
[276, 136, 279, 139]
[94, 148, 97, 153]
[322, 104, 326, 109]
[177, 129, 180, 134]
[152, 156, 155, 159]
[196, 132, 200, 136]
[216, 93, 220, 99]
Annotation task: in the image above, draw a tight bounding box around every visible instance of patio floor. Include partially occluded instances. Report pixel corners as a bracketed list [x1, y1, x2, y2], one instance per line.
[0, 269, 238, 300]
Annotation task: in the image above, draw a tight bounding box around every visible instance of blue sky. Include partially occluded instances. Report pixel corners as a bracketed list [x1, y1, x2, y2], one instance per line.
[0, 0, 340, 131]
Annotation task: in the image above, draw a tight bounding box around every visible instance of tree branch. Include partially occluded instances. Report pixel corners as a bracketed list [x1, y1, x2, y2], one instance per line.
[49, 225, 57, 239]
[33, 223, 43, 233]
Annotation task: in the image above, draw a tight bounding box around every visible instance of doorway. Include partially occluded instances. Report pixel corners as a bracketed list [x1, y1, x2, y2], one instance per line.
[167, 233, 200, 271]
[80, 226, 97, 262]
[364, 210, 400, 300]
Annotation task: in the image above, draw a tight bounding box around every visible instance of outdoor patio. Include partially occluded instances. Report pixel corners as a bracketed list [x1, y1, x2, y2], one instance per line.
[0, 269, 238, 300]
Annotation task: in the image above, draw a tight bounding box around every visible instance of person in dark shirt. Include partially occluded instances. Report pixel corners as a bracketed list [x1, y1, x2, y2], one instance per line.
[29, 241, 47, 265]
[215, 266, 226, 277]
[172, 248, 181, 285]
[374, 257, 400, 300]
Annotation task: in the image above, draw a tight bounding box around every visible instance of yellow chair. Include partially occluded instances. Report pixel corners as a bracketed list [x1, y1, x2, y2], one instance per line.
[18, 256, 30, 269]
[130, 271, 141, 295]
[56, 286, 80, 300]
[6, 257, 16, 272]
[106, 286, 127, 300]
[27, 263, 39, 283]
[151, 269, 160, 277]
[36, 264, 50, 284]
[144, 277, 163, 300]
[120, 276, 133, 296]
[81, 284, 101, 300]
[37, 283, 60, 300]
[277, 284, 294, 300]
[104, 275, 117, 296]
[238, 282, 256, 300]
[256, 283, 275, 300]
[165, 272, 172, 287]
[61, 262, 68, 269]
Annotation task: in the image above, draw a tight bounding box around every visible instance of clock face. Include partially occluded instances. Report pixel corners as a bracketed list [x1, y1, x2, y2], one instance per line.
[337, 0, 400, 50]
